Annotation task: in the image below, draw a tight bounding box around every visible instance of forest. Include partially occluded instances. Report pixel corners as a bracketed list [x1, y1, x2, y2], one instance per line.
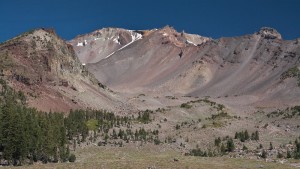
[0, 79, 154, 166]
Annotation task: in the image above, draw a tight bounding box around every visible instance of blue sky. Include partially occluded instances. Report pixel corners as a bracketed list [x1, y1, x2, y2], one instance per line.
[0, 0, 299, 42]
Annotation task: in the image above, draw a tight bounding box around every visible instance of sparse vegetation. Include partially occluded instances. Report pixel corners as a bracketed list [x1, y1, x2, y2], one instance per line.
[137, 110, 152, 123]
[210, 112, 231, 120]
[281, 66, 300, 86]
[234, 130, 259, 142]
[165, 95, 177, 99]
[180, 103, 192, 109]
[190, 148, 215, 157]
[266, 106, 300, 119]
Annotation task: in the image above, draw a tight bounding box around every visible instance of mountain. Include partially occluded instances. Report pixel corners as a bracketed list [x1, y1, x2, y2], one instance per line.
[70, 26, 300, 108]
[0, 28, 127, 112]
[1, 26, 300, 168]
[69, 28, 145, 64]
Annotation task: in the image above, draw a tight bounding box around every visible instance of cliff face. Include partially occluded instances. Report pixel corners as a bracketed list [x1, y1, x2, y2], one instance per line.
[0, 29, 94, 85]
[0, 28, 124, 112]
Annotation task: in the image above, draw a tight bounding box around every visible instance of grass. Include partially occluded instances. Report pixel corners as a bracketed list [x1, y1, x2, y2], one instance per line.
[86, 119, 98, 131]
[9, 145, 296, 169]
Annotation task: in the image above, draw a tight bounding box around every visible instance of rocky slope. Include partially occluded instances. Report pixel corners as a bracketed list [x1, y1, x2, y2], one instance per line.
[69, 28, 145, 64]
[0, 28, 126, 112]
[71, 26, 300, 108]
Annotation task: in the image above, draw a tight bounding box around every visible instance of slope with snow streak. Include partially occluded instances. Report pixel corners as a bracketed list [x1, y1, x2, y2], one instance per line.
[83, 27, 300, 107]
[105, 31, 142, 59]
[69, 28, 143, 64]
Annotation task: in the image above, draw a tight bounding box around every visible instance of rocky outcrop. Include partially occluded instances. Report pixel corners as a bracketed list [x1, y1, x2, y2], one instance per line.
[0, 28, 98, 86]
[0, 28, 124, 112]
[257, 27, 282, 39]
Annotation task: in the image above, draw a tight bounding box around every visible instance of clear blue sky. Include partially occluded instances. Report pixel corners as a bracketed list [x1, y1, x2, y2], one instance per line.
[0, 0, 299, 42]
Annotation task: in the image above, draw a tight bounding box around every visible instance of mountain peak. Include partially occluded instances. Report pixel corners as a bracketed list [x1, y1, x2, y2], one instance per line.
[257, 27, 282, 39]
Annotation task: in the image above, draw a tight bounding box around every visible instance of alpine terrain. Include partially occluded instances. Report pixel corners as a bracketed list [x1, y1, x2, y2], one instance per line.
[0, 26, 300, 168]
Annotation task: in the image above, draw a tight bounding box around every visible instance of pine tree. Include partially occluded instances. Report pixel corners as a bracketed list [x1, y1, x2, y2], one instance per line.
[269, 142, 273, 150]
[244, 130, 249, 140]
[68, 154, 76, 162]
[242, 144, 248, 151]
[226, 138, 235, 152]
[255, 131, 259, 140]
[295, 142, 300, 159]
[2, 102, 26, 164]
[234, 132, 238, 139]
[287, 150, 292, 158]
[112, 129, 117, 139]
[261, 150, 267, 158]
[0, 107, 3, 154]
[214, 137, 221, 147]
[220, 143, 226, 154]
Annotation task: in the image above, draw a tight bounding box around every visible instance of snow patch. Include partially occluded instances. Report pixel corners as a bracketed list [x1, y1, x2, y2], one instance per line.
[104, 51, 116, 59]
[113, 35, 120, 45]
[77, 42, 83, 46]
[77, 39, 88, 46]
[186, 40, 197, 46]
[129, 31, 143, 42]
[105, 31, 142, 59]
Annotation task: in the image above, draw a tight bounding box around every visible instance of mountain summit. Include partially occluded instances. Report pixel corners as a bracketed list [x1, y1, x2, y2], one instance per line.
[70, 26, 300, 108]
[257, 27, 282, 39]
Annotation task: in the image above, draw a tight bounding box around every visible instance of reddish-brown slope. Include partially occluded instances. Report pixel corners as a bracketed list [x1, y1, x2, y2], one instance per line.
[0, 28, 126, 112]
[72, 27, 300, 107]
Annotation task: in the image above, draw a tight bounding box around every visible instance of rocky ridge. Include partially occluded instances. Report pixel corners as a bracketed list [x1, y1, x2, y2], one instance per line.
[71, 26, 300, 108]
[0, 28, 126, 112]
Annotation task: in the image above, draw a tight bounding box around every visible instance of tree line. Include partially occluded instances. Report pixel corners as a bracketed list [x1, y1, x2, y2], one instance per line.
[0, 78, 156, 166]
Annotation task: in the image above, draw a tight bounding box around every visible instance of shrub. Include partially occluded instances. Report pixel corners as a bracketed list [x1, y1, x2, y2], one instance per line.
[68, 154, 76, 162]
[180, 103, 192, 109]
[261, 150, 267, 159]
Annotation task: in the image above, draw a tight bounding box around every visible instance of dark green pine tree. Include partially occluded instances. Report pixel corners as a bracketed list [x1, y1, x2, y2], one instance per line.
[0, 79, 78, 165]
[226, 138, 235, 152]
[214, 137, 221, 147]
[244, 130, 249, 140]
[255, 131, 259, 140]
[0, 107, 3, 153]
[295, 141, 300, 159]
[287, 150, 292, 158]
[2, 101, 26, 165]
[220, 143, 226, 154]
[269, 142, 273, 150]
[261, 150, 267, 159]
